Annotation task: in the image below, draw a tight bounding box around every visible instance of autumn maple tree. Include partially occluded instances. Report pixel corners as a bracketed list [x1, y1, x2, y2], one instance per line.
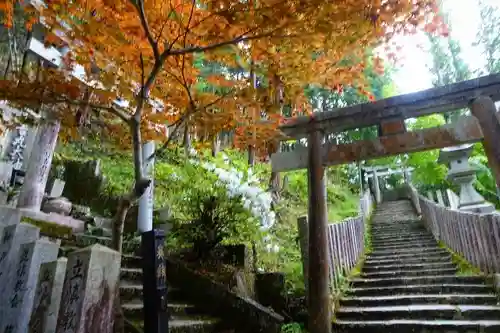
[0, 0, 447, 268]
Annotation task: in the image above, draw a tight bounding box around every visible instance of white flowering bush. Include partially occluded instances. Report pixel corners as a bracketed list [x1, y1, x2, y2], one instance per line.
[154, 157, 273, 257]
[198, 159, 276, 231]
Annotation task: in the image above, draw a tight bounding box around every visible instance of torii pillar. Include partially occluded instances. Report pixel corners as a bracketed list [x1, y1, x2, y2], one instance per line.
[307, 128, 331, 333]
[470, 96, 500, 193]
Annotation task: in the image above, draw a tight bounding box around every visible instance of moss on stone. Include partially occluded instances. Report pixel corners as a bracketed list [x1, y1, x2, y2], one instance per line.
[21, 217, 73, 239]
[437, 241, 481, 276]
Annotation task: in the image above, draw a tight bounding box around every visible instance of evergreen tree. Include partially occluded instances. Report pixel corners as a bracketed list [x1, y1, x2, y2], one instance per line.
[475, 0, 500, 74]
[426, 12, 471, 122]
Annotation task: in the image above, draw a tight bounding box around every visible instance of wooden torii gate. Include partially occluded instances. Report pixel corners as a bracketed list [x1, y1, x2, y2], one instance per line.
[270, 73, 500, 333]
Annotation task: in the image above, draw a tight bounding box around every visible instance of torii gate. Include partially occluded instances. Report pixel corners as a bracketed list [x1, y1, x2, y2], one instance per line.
[361, 165, 415, 202]
[270, 73, 500, 333]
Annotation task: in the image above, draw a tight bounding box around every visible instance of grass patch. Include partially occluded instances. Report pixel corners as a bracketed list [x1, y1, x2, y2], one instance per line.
[437, 241, 481, 276]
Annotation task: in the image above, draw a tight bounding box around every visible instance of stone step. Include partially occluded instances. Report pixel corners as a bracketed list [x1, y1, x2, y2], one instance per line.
[370, 236, 435, 246]
[120, 267, 141, 281]
[361, 267, 458, 279]
[336, 304, 500, 321]
[373, 211, 417, 215]
[347, 284, 494, 297]
[371, 241, 438, 251]
[127, 318, 222, 333]
[120, 282, 143, 301]
[374, 207, 416, 211]
[371, 225, 424, 232]
[120, 282, 185, 302]
[371, 220, 420, 225]
[364, 254, 452, 266]
[369, 246, 444, 257]
[367, 249, 449, 260]
[170, 318, 221, 333]
[371, 233, 432, 242]
[349, 275, 488, 289]
[371, 220, 421, 227]
[339, 294, 500, 307]
[333, 319, 500, 333]
[372, 218, 421, 224]
[170, 318, 222, 333]
[122, 255, 142, 268]
[371, 232, 432, 242]
[371, 230, 428, 238]
[362, 262, 456, 273]
[370, 238, 437, 248]
[122, 301, 200, 319]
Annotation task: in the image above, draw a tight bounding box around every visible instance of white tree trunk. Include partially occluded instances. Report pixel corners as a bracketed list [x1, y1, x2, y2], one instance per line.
[17, 119, 60, 210]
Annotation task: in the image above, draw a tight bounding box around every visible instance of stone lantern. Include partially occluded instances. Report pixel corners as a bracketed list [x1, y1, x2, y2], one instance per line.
[438, 144, 495, 213]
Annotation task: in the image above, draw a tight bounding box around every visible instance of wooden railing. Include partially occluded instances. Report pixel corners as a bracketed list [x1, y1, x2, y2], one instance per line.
[297, 190, 374, 294]
[405, 185, 500, 274]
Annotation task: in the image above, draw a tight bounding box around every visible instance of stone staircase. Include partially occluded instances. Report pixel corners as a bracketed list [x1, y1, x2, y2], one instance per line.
[59, 234, 228, 333]
[334, 199, 500, 333]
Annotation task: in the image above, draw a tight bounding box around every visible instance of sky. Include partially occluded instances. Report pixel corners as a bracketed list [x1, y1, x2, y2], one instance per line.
[393, 0, 500, 94]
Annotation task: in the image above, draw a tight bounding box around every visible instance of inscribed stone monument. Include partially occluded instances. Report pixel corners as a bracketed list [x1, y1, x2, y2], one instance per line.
[0, 239, 59, 333]
[0, 223, 40, 299]
[56, 244, 121, 333]
[0, 206, 21, 227]
[29, 257, 68, 333]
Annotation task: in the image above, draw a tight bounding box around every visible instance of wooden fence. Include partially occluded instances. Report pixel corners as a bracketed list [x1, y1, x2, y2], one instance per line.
[406, 185, 500, 274]
[297, 190, 373, 294]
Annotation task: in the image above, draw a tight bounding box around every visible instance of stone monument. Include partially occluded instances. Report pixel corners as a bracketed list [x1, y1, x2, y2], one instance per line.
[438, 144, 495, 213]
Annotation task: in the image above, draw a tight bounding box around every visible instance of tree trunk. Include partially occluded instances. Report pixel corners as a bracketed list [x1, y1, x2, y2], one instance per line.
[248, 145, 255, 166]
[183, 123, 192, 156]
[17, 119, 61, 210]
[269, 171, 281, 203]
[211, 134, 220, 157]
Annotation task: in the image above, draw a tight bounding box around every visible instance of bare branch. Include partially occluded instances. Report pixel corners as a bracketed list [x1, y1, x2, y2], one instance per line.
[164, 30, 277, 57]
[146, 90, 234, 162]
[131, 0, 160, 61]
[140, 53, 146, 87]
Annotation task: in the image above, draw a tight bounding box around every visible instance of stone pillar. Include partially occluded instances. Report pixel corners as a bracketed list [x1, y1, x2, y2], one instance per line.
[56, 244, 121, 333]
[372, 170, 381, 203]
[138, 141, 155, 233]
[29, 257, 68, 333]
[17, 120, 61, 211]
[0, 239, 59, 333]
[469, 96, 500, 191]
